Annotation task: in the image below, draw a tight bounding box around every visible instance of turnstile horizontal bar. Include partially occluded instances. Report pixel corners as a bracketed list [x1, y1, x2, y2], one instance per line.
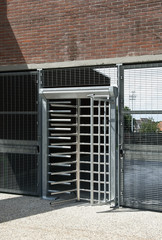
[49, 163, 72, 167]
[49, 160, 77, 166]
[49, 110, 72, 113]
[80, 170, 109, 174]
[50, 113, 77, 117]
[49, 101, 72, 104]
[80, 179, 109, 184]
[48, 179, 76, 185]
[49, 142, 76, 146]
[49, 151, 76, 155]
[49, 104, 76, 108]
[80, 189, 90, 192]
[80, 189, 109, 194]
[48, 122, 77, 126]
[48, 170, 77, 175]
[48, 154, 71, 158]
[48, 128, 72, 131]
[49, 119, 71, 122]
[49, 133, 77, 136]
[48, 137, 71, 140]
[49, 189, 77, 195]
[48, 145, 71, 149]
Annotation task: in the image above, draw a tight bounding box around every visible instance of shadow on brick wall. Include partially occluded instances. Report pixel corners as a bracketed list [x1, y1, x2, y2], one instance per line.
[0, 1, 26, 66]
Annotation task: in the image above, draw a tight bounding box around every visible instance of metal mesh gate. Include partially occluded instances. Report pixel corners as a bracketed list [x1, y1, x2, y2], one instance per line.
[120, 63, 162, 211]
[0, 72, 39, 195]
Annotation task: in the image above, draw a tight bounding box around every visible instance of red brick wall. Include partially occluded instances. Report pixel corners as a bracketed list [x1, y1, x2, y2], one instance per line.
[0, 0, 162, 65]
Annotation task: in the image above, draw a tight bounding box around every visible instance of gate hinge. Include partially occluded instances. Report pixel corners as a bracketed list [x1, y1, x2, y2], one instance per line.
[120, 148, 124, 158]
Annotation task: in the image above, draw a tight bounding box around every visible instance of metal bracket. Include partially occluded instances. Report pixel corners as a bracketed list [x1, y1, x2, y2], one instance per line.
[87, 94, 109, 101]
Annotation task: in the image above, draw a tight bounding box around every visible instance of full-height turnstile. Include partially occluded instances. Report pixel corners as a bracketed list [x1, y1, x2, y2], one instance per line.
[40, 86, 118, 205]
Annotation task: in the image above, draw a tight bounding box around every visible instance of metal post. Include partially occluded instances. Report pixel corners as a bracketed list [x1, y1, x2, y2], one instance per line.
[76, 99, 80, 201]
[109, 96, 117, 207]
[42, 97, 48, 198]
[37, 69, 42, 196]
[117, 64, 124, 207]
[98, 100, 101, 204]
[90, 97, 94, 204]
[104, 101, 107, 203]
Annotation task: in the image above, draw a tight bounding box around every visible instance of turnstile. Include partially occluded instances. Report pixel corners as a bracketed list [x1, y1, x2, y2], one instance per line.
[40, 86, 118, 205]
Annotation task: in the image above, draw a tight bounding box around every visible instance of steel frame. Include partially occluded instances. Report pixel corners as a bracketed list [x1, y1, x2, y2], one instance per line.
[40, 85, 118, 205]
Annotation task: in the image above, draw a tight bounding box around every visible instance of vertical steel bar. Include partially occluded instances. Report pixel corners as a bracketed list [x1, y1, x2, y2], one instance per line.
[42, 98, 48, 198]
[104, 100, 107, 203]
[90, 97, 94, 204]
[119, 65, 124, 206]
[109, 100, 111, 202]
[37, 69, 42, 196]
[117, 64, 123, 207]
[76, 99, 80, 201]
[98, 100, 101, 204]
[110, 96, 117, 207]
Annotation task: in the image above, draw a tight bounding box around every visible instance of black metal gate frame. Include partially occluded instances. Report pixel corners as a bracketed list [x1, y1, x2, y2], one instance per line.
[0, 71, 41, 196]
[118, 62, 162, 209]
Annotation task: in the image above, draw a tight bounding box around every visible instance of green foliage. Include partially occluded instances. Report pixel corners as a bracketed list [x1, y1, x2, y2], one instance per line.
[140, 118, 160, 133]
[124, 106, 133, 132]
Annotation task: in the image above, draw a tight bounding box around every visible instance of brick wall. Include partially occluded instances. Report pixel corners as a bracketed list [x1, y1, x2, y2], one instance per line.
[0, 0, 162, 65]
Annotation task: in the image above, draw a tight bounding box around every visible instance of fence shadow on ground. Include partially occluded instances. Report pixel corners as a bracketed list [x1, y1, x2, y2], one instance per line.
[0, 194, 83, 224]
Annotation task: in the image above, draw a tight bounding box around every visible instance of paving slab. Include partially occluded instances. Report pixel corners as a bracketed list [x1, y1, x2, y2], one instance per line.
[0, 193, 162, 240]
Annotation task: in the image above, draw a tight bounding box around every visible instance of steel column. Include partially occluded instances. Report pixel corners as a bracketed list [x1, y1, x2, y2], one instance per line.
[90, 97, 94, 204]
[42, 97, 48, 198]
[76, 99, 81, 201]
[109, 96, 117, 206]
[103, 101, 107, 203]
[98, 100, 101, 203]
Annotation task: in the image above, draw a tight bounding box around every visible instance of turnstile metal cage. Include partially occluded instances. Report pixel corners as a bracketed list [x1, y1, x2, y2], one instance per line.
[41, 85, 118, 205]
[46, 98, 111, 204]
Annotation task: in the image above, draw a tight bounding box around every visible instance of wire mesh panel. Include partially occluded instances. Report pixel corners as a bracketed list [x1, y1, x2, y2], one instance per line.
[41, 66, 118, 88]
[0, 72, 39, 195]
[122, 63, 162, 211]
